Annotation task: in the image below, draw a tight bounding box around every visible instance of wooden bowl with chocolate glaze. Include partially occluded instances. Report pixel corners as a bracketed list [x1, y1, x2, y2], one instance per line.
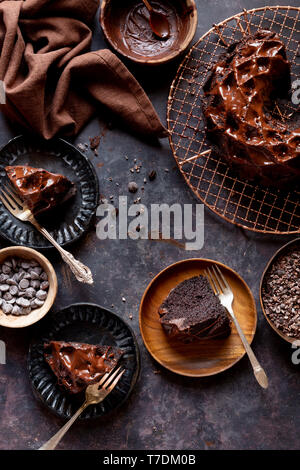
[260, 238, 300, 345]
[100, 0, 198, 65]
[0, 246, 57, 328]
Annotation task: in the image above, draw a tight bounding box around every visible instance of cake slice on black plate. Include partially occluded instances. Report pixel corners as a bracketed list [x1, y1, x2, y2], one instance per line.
[5, 165, 76, 215]
[158, 275, 231, 342]
[44, 341, 123, 394]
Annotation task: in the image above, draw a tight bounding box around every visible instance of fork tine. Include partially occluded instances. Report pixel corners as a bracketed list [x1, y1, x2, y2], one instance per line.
[102, 366, 122, 389]
[215, 265, 230, 290]
[4, 184, 23, 206]
[106, 369, 125, 393]
[97, 372, 111, 387]
[0, 190, 17, 211]
[98, 365, 121, 387]
[206, 267, 219, 294]
[211, 265, 225, 293]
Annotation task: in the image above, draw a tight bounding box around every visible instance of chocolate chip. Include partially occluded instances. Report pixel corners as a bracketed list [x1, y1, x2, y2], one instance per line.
[21, 307, 31, 315]
[9, 285, 18, 296]
[40, 281, 49, 291]
[128, 182, 138, 193]
[3, 292, 12, 301]
[36, 290, 47, 301]
[2, 265, 11, 274]
[0, 285, 9, 292]
[29, 270, 40, 280]
[24, 287, 36, 299]
[12, 305, 22, 315]
[31, 266, 42, 276]
[29, 260, 39, 267]
[2, 302, 13, 314]
[0, 274, 9, 283]
[19, 279, 30, 290]
[148, 170, 157, 181]
[20, 261, 31, 270]
[16, 297, 30, 308]
[30, 280, 40, 290]
[33, 299, 44, 308]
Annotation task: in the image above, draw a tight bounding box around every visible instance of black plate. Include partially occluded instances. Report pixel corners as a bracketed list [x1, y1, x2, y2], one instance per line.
[28, 303, 140, 420]
[0, 135, 99, 249]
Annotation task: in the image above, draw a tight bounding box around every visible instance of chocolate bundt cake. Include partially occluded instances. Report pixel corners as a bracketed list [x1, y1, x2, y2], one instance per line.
[158, 275, 231, 342]
[44, 341, 123, 394]
[6, 165, 76, 215]
[202, 30, 300, 187]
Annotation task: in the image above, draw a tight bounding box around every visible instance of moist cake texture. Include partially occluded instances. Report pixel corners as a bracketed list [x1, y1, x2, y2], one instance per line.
[158, 275, 231, 342]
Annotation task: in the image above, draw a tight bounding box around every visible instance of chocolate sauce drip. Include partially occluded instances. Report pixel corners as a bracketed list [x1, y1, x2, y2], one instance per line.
[202, 30, 300, 187]
[6, 165, 75, 214]
[44, 341, 123, 394]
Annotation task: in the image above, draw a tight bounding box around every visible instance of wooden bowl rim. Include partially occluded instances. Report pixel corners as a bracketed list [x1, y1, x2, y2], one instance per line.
[259, 238, 300, 345]
[0, 246, 57, 328]
[139, 258, 257, 377]
[100, 0, 198, 65]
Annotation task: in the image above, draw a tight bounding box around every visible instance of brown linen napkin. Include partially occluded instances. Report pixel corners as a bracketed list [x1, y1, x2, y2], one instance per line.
[0, 0, 168, 139]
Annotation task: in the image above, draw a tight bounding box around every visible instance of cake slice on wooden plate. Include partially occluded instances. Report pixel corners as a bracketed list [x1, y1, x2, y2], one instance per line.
[158, 275, 231, 343]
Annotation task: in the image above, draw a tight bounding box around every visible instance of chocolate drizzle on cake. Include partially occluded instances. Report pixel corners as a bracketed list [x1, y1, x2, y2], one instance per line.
[6, 165, 76, 214]
[44, 341, 123, 394]
[158, 276, 231, 342]
[202, 30, 300, 187]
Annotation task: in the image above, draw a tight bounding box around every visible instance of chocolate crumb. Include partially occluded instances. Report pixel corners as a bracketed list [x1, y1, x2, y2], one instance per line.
[89, 135, 101, 150]
[128, 182, 138, 193]
[148, 170, 156, 181]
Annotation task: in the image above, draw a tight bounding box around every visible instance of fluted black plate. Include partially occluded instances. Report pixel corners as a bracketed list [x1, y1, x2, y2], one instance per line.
[28, 303, 140, 420]
[0, 135, 99, 249]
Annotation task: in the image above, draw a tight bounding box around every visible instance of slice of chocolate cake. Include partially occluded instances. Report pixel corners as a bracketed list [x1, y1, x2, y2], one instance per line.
[6, 165, 76, 215]
[159, 276, 231, 342]
[44, 341, 123, 394]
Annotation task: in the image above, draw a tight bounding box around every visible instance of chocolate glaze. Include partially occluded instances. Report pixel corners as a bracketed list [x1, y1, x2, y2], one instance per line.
[202, 30, 300, 187]
[105, 1, 191, 61]
[6, 165, 75, 214]
[44, 341, 123, 394]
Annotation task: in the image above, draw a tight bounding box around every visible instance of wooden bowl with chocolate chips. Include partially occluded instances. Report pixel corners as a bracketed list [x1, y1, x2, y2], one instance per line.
[260, 238, 300, 344]
[0, 246, 57, 328]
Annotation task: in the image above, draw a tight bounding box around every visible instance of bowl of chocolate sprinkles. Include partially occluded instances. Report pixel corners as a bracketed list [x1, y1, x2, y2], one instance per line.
[260, 238, 300, 344]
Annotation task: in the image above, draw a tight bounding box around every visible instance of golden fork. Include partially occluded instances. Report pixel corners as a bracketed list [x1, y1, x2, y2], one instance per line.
[39, 365, 125, 450]
[0, 185, 93, 284]
[205, 264, 268, 389]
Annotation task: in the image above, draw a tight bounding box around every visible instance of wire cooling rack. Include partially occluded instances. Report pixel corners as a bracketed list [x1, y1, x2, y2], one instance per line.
[167, 6, 300, 234]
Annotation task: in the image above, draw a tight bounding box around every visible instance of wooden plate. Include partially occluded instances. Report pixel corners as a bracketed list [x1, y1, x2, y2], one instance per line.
[139, 258, 257, 377]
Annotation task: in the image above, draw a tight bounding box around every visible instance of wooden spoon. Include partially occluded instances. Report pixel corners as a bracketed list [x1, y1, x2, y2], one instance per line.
[142, 0, 170, 39]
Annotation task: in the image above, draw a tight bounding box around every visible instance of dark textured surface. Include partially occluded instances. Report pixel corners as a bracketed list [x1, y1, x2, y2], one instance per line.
[0, 0, 299, 450]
